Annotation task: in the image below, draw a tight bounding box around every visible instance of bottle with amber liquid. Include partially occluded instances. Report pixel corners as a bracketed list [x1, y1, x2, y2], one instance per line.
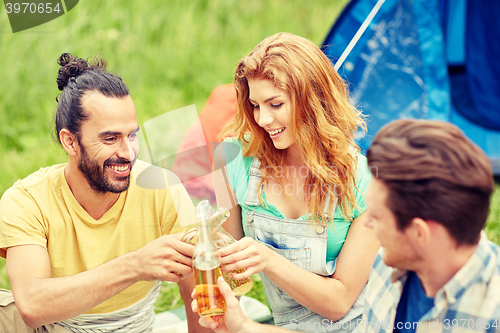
[210, 207, 254, 296]
[184, 201, 254, 296]
[192, 201, 226, 317]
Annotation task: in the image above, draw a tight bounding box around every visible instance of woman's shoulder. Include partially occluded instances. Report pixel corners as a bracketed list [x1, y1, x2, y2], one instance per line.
[219, 137, 243, 162]
[355, 151, 368, 167]
[222, 136, 243, 156]
[354, 151, 370, 178]
[216, 137, 253, 174]
[218, 137, 254, 197]
[222, 136, 247, 148]
[222, 136, 255, 160]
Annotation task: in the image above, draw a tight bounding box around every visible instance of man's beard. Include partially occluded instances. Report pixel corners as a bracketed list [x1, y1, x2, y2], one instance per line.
[78, 143, 134, 195]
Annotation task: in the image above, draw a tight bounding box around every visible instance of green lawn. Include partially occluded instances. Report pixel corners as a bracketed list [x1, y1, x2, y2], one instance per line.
[486, 183, 500, 245]
[0, 0, 348, 194]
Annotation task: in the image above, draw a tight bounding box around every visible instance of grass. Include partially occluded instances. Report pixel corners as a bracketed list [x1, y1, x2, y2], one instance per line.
[153, 274, 270, 314]
[0, 0, 348, 314]
[0, 0, 347, 193]
[486, 185, 500, 245]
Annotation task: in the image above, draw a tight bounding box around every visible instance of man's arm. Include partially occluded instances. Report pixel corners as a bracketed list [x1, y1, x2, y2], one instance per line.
[7, 233, 193, 328]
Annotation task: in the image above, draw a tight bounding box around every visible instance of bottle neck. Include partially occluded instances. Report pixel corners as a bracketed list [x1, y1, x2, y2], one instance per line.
[194, 217, 220, 268]
[197, 218, 211, 244]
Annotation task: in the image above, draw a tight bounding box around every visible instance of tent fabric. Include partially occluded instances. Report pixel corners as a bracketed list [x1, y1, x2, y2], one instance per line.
[446, 0, 500, 131]
[322, 0, 450, 152]
[171, 84, 237, 203]
[323, 0, 500, 174]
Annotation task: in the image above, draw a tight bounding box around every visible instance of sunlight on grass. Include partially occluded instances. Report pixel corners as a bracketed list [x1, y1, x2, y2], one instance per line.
[485, 184, 500, 244]
[154, 282, 183, 314]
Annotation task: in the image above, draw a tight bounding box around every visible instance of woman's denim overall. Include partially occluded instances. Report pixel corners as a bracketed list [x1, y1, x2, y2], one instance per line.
[244, 157, 365, 332]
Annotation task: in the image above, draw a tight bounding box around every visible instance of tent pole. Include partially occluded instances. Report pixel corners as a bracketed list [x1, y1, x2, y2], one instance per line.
[334, 0, 386, 71]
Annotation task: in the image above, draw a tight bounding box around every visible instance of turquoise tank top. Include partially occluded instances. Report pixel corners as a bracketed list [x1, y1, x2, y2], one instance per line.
[224, 138, 372, 262]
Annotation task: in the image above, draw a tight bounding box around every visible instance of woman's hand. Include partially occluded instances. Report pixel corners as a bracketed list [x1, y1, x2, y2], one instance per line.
[219, 237, 273, 279]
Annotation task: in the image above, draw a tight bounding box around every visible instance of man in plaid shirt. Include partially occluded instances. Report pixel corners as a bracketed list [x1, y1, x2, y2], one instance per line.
[359, 119, 500, 333]
[192, 119, 499, 333]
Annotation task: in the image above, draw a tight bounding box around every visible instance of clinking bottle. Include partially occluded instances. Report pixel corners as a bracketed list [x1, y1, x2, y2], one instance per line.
[184, 201, 253, 296]
[210, 207, 254, 296]
[192, 201, 226, 317]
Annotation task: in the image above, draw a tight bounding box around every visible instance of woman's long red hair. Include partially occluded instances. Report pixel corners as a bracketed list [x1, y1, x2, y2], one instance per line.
[223, 33, 366, 223]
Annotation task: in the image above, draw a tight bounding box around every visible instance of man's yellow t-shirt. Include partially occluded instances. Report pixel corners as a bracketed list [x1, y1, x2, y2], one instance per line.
[0, 160, 195, 314]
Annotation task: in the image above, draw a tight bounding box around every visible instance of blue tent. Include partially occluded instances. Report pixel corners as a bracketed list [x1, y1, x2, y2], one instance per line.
[322, 0, 500, 174]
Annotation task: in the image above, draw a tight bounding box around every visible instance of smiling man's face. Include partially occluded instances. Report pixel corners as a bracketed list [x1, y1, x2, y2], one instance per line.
[76, 92, 140, 194]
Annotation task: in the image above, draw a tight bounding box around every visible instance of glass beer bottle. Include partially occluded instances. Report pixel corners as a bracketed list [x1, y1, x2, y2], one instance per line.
[182, 203, 219, 245]
[210, 207, 254, 296]
[192, 201, 226, 317]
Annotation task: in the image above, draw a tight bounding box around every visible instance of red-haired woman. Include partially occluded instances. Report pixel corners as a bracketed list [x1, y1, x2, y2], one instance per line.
[212, 33, 380, 332]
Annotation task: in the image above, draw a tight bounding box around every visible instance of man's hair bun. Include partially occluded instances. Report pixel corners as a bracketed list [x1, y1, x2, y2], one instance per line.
[56, 53, 106, 91]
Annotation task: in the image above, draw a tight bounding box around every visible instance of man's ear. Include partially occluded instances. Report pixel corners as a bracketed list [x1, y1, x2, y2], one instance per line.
[59, 129, 79, 157]
[409, 217, 432, 246]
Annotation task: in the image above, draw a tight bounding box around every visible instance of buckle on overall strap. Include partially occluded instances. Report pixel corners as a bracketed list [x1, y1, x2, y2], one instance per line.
[245, 156, 263, 208]
[246, 210, 255, 223]
[315, 223, 325, 234]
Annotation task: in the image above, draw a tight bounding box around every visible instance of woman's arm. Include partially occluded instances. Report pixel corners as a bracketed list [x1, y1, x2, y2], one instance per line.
[220, 212, 380, 321]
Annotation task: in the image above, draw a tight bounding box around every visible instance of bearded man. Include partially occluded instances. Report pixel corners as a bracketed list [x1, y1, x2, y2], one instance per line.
[0, 53, 210, 333]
